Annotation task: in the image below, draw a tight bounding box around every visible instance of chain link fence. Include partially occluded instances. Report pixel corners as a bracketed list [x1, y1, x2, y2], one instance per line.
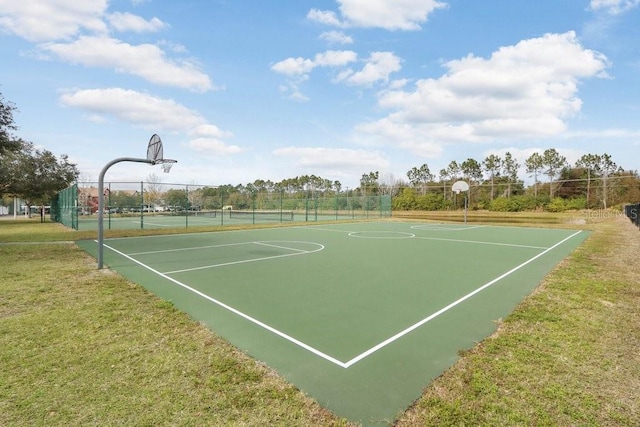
[52, 181, 391, 231]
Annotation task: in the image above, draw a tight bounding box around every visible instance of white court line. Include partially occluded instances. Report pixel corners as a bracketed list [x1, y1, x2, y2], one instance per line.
[341, 229, 583, 367]
[296, 225, 357, 233]
[101, 242, 345, 367]
[411, 224, 486, 231]
[100, 229, 582, 369]
[253, 241, 309, 253]
[129, 241, 257, 256]
[302, 225, 546, 249]
[161, 241, 324, 274]
[137, 221, 174, 228]
[413, 236, 548, 250]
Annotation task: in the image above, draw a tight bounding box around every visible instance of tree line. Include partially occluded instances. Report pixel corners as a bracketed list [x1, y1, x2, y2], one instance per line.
[99, 150, 639, 215]
[395, 149, 639, 211]
[0, 92, 78, 214]
[3, 88, 638, 216]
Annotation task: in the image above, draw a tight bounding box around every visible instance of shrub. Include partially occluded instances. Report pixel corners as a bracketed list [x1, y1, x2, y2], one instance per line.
[545, 197, 567, 212]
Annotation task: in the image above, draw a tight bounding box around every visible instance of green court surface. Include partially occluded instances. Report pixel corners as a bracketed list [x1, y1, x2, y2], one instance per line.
[77, 221, 589, 426]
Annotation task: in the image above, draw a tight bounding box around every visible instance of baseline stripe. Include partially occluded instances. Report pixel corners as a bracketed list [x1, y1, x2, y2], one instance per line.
[102, 242, 347, 368]
[413, 236, 547, 249]
[342, 230, 583, 367]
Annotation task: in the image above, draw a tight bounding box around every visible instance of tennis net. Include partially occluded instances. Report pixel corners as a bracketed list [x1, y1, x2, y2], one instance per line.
[228, 209, 294, 222]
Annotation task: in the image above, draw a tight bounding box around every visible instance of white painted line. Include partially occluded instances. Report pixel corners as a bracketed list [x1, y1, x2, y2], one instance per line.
[341, 229, 583, 367]
[296, 226, 356, 234]
[413, 236, 548, 250]
[102, 242, 347, 368]
[161, 242, 324, 274]
[253, 241, 309, 253]
[100, 229, 583, 369]
[129, 241, 258, 256]
[410, 224, 485, 231]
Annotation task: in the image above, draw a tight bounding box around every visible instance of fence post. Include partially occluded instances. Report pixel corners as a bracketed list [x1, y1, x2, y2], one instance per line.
[139, 181, 144, 229]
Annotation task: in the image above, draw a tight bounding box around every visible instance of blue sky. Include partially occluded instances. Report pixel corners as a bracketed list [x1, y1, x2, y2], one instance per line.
[1, 0, 639, 189]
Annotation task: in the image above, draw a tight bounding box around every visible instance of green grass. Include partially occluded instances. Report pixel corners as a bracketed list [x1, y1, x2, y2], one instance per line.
[395, 216, 640, 426]
[1, 213, 638, 426]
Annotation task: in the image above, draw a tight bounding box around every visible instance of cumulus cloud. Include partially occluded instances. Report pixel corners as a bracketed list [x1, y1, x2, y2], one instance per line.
[0, 0, 216, 92]
[319, 30, 353, 45]
[59, 88, 240, 155]
[0, 0, 108, 42]
[271, 50, 357, 76]
[307, 9, 344, 27]
[43, 36, 213, 92]
[272, 49, 399, 98]
[315, 50, 358, 67]
[335, 51, 402, 86]
[107, 12, 168, 33]
[308, 0, 447, 31]
[272, 50, 362, 100]
[355, 32, 610, 156]
[271, 57, 317, 76]
[589, 0, 640, 14]
[274, 146, 389, 177]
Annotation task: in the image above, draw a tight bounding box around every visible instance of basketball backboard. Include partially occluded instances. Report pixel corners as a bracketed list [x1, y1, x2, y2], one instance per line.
[146, 134, 163, 164]
[452, 180, 469, 194]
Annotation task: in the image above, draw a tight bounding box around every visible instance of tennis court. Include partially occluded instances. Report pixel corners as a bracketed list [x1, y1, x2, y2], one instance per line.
[76, 209, 384, 230]
[77, 221, 588, 425]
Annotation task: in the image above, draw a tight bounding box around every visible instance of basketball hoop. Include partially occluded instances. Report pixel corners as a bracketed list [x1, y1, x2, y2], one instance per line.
[97, 133, 178, 269]
[451, 180, 470, 224]
[159, 159, 177, 173]
[451, 180, 469, 194]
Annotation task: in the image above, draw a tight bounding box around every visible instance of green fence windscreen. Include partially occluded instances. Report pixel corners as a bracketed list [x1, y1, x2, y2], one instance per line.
[51, 184, 78, 229]
[52, 182, 392, 231]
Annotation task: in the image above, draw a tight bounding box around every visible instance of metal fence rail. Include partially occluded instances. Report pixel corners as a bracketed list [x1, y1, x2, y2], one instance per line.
[52, 181, 392, 230]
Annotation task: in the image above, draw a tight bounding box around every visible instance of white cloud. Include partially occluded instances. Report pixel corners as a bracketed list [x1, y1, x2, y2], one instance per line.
[189, 124, 233, 140]
[59, 88, 239, 155]
[308, 0, 447, 31]
[354, 117, 445, 157]
[0, 0, 108, 42]
[271, 50, 357, 76]
[60, 88, 207, 130]
[185, 138, 242, 155]
[271, 57, 317, 76]
[319, 30, 353, 45]
[0, 0, 213, 93]
[107, 12, 168, 33]
[314, 50, 358, 67]
[307, 9, 344, 27]
[273, 50, 398, 99]
[42, 36, 213, 92]
[274, 146, 389, 177]
[589, 0, 640, 14]
[356, 32, 609, 155]
[336, 51, 402, 86]
[272, 50, 360, 99]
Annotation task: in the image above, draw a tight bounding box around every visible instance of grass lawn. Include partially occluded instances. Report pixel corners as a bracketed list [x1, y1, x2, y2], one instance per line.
[1, 212, 638, 426]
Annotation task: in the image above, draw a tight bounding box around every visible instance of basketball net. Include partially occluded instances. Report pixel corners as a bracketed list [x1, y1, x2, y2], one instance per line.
[159, 159, 177, 173]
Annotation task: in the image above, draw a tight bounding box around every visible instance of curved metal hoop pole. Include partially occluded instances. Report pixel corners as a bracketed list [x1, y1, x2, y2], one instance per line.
[97, 157, 153, 269]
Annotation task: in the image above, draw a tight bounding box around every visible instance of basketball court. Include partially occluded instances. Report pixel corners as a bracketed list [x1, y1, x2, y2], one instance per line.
[77, 221, 588, 425]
